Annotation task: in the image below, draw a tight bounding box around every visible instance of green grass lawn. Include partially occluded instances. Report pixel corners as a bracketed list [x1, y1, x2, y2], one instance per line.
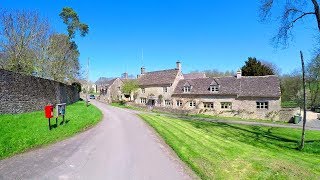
[110, 102, 147, 111]
[140, 114, 320, 179]
[186, 113, 289, 124]
[0, 101, 102, 160]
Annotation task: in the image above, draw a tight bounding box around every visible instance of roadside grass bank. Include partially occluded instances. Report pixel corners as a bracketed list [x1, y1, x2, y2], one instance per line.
[110, 102, 147, 111]
[0, 101, 102, 160]
[140, 114, 320, 179]
[111, 102, 290, 125]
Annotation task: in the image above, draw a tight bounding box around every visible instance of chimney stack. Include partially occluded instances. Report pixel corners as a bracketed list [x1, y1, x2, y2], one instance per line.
[176, 61, 181, 71]
[236, 69, 242, 79]
[141, 66, 146, 74]
[124, 72, 128, 79]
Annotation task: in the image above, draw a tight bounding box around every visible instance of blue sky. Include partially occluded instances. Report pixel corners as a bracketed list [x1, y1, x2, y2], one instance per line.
[1, 0, 318, 81]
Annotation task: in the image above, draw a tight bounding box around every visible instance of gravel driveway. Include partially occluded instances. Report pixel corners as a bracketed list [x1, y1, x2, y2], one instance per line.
[0, 100, 194, 180]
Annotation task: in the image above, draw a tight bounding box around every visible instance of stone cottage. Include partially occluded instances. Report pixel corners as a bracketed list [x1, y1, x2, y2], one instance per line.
[134, 62, 281, 120]
[99, 78, 123, 103]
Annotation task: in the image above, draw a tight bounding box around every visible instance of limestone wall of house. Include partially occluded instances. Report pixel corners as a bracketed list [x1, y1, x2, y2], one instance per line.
[0, 69, 79, 114]
[171, 95, 282, 120]
[104, 78, 123, 103]
[135, 71, 183, 106]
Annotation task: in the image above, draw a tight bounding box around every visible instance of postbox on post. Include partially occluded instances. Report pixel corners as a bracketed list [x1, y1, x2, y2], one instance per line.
[44, 105, 54, 130]
[56, 103, 66, 124]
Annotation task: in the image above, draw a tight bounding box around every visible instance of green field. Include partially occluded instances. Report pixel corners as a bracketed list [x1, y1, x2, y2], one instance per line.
[140, 114, 320, 179]
[0, 101, 102, 159]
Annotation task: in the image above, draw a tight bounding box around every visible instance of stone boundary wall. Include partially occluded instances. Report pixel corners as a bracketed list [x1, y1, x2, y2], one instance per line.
[0, 69, 80, 114]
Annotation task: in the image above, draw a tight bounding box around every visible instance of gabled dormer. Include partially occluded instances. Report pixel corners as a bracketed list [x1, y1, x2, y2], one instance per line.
[183, 81, 192, 93]
[209, 79, 219, 92]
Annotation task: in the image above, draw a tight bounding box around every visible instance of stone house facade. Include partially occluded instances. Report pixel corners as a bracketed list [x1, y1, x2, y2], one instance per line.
[134, 62, 282, 120]
[99, 78, 123, 103]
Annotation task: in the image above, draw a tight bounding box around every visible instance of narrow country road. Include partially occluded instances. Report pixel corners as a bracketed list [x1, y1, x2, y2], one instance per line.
[0, 100, 194, 180]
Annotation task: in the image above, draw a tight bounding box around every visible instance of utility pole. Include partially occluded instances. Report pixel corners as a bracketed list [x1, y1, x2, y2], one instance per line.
[300, 51, 307, 150]
[86, 57, 90, 107]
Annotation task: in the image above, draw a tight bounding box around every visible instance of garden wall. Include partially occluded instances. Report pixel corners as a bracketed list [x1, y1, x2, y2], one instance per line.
[0, 69, 79, 114]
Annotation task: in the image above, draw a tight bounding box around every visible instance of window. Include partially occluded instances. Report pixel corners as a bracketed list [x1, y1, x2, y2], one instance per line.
[163, 87, 168, 93]
[256, 101, 269, 109]
[140, 98, 147, 104]
[204, 102, 214, 109]
[221, 102, 232, 109]
[189, 101, 196, 107]
[141, 88, 145, 93]
[183, 86, 191, 93]
[210, 85, 219, 92]
[176, 100, 182, 107]
[165, 100, 171, 106]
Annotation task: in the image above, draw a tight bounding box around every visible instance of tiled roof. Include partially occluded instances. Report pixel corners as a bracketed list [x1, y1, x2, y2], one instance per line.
[173, 76, 280, 98]
[104, 78, 118, 88]
[138, 69, 179, 87]
[183, 73, 206, 79]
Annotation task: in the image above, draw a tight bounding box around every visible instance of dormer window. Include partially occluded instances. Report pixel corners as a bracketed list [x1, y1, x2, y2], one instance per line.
[210, 85, 219, 92]
[183, 86, 191, 93]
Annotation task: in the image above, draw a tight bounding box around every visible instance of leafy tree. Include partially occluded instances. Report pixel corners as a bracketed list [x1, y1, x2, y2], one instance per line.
[59, 7, 89, 39]
[241, 57, 275, 76]
[307, 54, 320, 107]
[121, 80, 139, 95]
[260, 0, 320, 47]
[280, 71, 302, 103]
[46, 34, 80, 83]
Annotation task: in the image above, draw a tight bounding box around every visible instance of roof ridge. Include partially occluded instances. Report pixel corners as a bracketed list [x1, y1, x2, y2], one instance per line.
[145, 69, 178, 74]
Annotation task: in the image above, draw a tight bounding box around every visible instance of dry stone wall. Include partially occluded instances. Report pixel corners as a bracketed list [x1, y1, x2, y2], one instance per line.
[0, 69, 79, 114]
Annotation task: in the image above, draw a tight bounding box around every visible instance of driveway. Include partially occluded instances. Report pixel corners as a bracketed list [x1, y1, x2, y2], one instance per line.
[0, 100, 194, 180]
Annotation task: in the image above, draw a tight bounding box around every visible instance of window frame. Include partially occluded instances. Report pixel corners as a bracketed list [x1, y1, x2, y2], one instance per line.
[204, 102, 214, 109]
[163, 87, 168, 93]
[189, 101, 196, 107]
[221, 102, 232, 109]
[183, 86, 191, 93]
[209, 85, 219, 92]
[140, 98, 147, 104]
[141, 88, 145, 93]
[165, 100, 171, 106]
[176, 100, 182, 107]
[256, 101, 269, 109]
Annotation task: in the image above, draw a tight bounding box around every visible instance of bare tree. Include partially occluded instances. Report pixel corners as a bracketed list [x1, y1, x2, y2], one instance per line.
[0, 10, 50, 74]
[260, 0, 320, 47]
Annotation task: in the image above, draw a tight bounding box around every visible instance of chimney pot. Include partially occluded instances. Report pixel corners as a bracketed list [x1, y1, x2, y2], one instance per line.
[176, 61, 181, 71]
[236, 69, 242, 79]
[141, 67, 146, 74]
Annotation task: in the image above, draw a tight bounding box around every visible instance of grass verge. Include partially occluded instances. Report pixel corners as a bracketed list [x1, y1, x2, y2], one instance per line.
[140, 114, 320, 179]
[110, 102, 147, 111]
[0, 101, 102, 160]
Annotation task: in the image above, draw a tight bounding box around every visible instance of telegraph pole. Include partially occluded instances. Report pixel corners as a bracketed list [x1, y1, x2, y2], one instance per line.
[86, 57, 90, 107]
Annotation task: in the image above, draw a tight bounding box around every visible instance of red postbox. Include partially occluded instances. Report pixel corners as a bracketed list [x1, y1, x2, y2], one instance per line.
[44, 105, 54, 118]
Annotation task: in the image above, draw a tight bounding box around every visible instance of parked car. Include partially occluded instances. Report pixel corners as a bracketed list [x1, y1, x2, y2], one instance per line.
[89, 94, 95, 99]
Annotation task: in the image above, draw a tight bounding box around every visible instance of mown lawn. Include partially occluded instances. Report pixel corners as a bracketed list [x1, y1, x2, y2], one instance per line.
[0, 101, 102, 160]
[140, 114, 320, 179]
[111, 102, 147, 111]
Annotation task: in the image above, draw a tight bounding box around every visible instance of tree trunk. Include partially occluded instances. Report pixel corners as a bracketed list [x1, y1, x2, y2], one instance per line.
[311, 0, 320, 31]
[300, 51, 307, 150]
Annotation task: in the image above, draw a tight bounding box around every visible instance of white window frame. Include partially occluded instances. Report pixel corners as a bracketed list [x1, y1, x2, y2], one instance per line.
[140, 98, 147, 104]
[176, 100, 182, 107]
[256, 101, 269, 109]
[204, 102, 214, 109]
[189, 101, 196, 107]
[183, 86, 191, 93]
[165, 100, 171, 106]
[141, 88, 145, 93]
[221, 102, 232, 109]
[210, 85, 219, 92]
[163, 87, 168, 93]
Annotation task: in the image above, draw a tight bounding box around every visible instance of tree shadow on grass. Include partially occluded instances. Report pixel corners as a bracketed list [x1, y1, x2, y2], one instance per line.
[187, 120, 320, 153]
